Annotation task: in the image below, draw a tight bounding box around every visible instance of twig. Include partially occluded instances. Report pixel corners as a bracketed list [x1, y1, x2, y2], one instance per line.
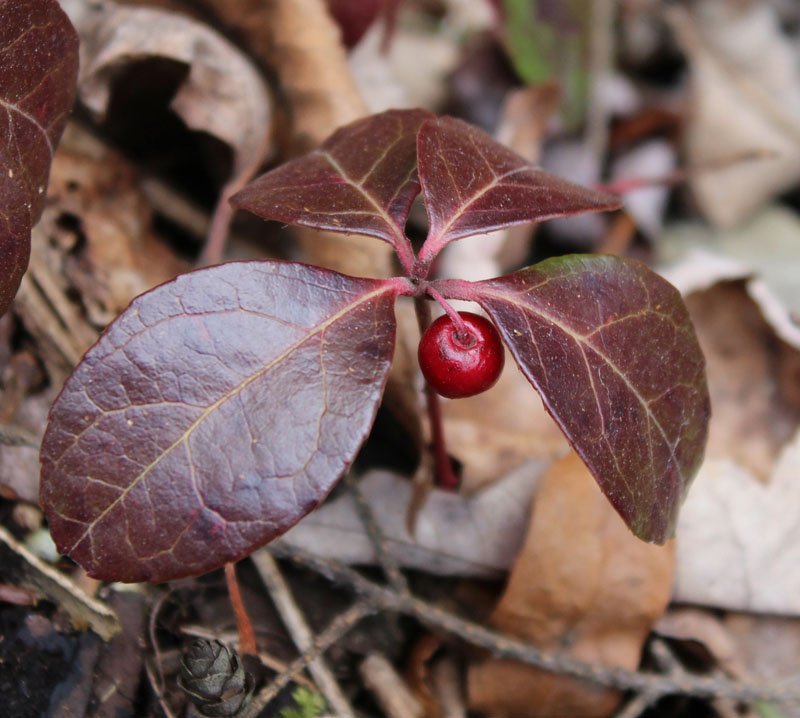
[269, 544, 800, 706]
[225, 562, 258, 657]
[342, 472, 409, 596]
[250, 550, 356, 717]
[148, 588, 174, 692]
[360, 653, 423, 718]
[241, 600, 374, 718]
[0, 424, 39, 448]
[0, 525, 119, 640]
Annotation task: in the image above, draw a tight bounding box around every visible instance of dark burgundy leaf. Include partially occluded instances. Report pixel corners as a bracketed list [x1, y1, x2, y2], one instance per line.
[39, 261, 400, 583]
[231, 108, 433, 269]
[416, 116, 620, 263]
[437, 255, 710, 543]
[324, 0, 398, 48]
[0, 0, 78, 316]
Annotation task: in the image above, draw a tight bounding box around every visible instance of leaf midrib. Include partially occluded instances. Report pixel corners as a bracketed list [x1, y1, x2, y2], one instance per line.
[479, 286, 685, 483]
[63, 283, 396, 554]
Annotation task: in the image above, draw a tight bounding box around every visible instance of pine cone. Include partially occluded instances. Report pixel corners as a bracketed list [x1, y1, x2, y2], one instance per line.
[179, 639, 254, 717]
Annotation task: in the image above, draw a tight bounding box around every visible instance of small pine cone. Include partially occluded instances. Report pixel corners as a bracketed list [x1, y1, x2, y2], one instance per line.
[179, 639, 254, 717]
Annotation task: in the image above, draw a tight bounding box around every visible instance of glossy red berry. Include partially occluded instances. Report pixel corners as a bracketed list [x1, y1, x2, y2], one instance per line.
[418, 311, 505, 399]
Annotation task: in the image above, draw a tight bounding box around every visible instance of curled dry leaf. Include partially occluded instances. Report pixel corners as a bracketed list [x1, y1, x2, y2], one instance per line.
[658, 206, 800, 349]
[60, 0, 271, 180]
[277, 463, 548, 578]
[468, 452, 675, 718]
[672, 283, 800, 613]
[0, 0, 78, 316]
[669, 2, 800, 226]
[39, 261, 399, 583]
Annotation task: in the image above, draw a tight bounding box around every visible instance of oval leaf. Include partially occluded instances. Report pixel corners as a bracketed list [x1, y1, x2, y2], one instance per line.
[446, 256, 710, 543]
[0, 0, 78, 316]
[231, 108, 433, 256]
[40, 261, 399, 583]
[417, 116, 620, 260]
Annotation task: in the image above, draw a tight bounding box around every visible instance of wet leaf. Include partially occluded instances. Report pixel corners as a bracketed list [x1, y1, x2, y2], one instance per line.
[0, 0, 78, 316]
[39, 261, 399, 583]
[232, 109, 432, 261]
[417, 116, 619, 261]
[443, 255, 710, 543]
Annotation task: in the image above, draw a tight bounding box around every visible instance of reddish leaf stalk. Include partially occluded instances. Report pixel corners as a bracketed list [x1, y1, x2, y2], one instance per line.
[424, 285, 470, 340]
[414, 295, 460, 490]
[224, 562, 257, 657]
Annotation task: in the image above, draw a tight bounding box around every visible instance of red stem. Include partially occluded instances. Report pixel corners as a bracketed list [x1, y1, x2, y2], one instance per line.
[225, 562, 257, 657]
[425, 285, 469, 339]
[414, 296, 460, 490]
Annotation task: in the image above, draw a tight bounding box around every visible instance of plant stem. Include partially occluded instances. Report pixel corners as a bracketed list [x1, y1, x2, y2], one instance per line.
[224, 562, 257, 657]
[425, 285, 470, 340]
[413, 296, 460, 490]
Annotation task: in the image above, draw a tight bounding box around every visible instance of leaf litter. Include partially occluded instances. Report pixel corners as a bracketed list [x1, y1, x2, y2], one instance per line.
[2, 0, 800, 715]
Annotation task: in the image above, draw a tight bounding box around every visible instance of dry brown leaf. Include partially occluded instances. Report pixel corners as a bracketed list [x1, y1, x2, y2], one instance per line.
[62, 0, 271, 181]
[669, 2, 800, 226]
[276, 463, 547, 578]
[675, 430, 800, 614]
[658, 207, 800, 349]
[468, 452, 675, 718]
[441, 349, 568, 489]
[685, 283, 800, 480]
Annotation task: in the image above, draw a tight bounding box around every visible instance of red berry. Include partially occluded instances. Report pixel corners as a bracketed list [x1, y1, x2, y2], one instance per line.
[418, 311, 505, 399]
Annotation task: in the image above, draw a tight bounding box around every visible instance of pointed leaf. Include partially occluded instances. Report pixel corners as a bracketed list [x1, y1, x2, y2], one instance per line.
[417, 116, 620, 260]
[440, 256, 710, 542]
[231, 108, 433, 258]
[0, 0, 78, 316]
[39, 261, 399, 583]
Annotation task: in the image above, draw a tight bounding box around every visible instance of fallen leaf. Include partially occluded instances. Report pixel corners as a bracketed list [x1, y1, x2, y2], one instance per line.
[61, 0, 270, 182]
[668, 3, 800, 226]
[674, 430, 800, 614]
[277, 463, 548, 578]
[686, 283, 800, 481]
[658, 206, 800, 348]
[468, 452, 675, 718]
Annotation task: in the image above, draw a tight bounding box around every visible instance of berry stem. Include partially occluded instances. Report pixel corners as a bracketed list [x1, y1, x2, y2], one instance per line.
[414, 296, 460, 490]
[425, 285, 471, 341]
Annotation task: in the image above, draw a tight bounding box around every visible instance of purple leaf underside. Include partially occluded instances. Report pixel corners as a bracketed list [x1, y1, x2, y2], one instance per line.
[469, 255, 709, 542]
[231, 108, 433, 253]
[39, 261, 399, 583]
[417, 116, 621, 252]
[0, 0, 78, 316]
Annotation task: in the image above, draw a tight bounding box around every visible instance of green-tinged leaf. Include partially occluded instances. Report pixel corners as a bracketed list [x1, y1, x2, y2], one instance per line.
[439, 255, 710, 542]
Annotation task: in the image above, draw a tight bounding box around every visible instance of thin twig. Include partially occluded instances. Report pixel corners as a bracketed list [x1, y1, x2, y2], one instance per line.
[241, 600, 374, 718]
[269, 544, 800, 706]
[342, 472, 409, 596]
[250, 550, 356, 717]
[225, 562, 258, 657]
[0, 424, 39, 448]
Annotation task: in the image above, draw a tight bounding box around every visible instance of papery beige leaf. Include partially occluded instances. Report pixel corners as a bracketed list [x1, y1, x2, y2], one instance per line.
[658, 206, 800, 348]
[276, 463, 548, 578]
[669, 2, 800, 226]
[671, 283, 800, 613]
[61, 0, 271, 179]
[675, 431, 800, 614]
[468, 453, 674, 718]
